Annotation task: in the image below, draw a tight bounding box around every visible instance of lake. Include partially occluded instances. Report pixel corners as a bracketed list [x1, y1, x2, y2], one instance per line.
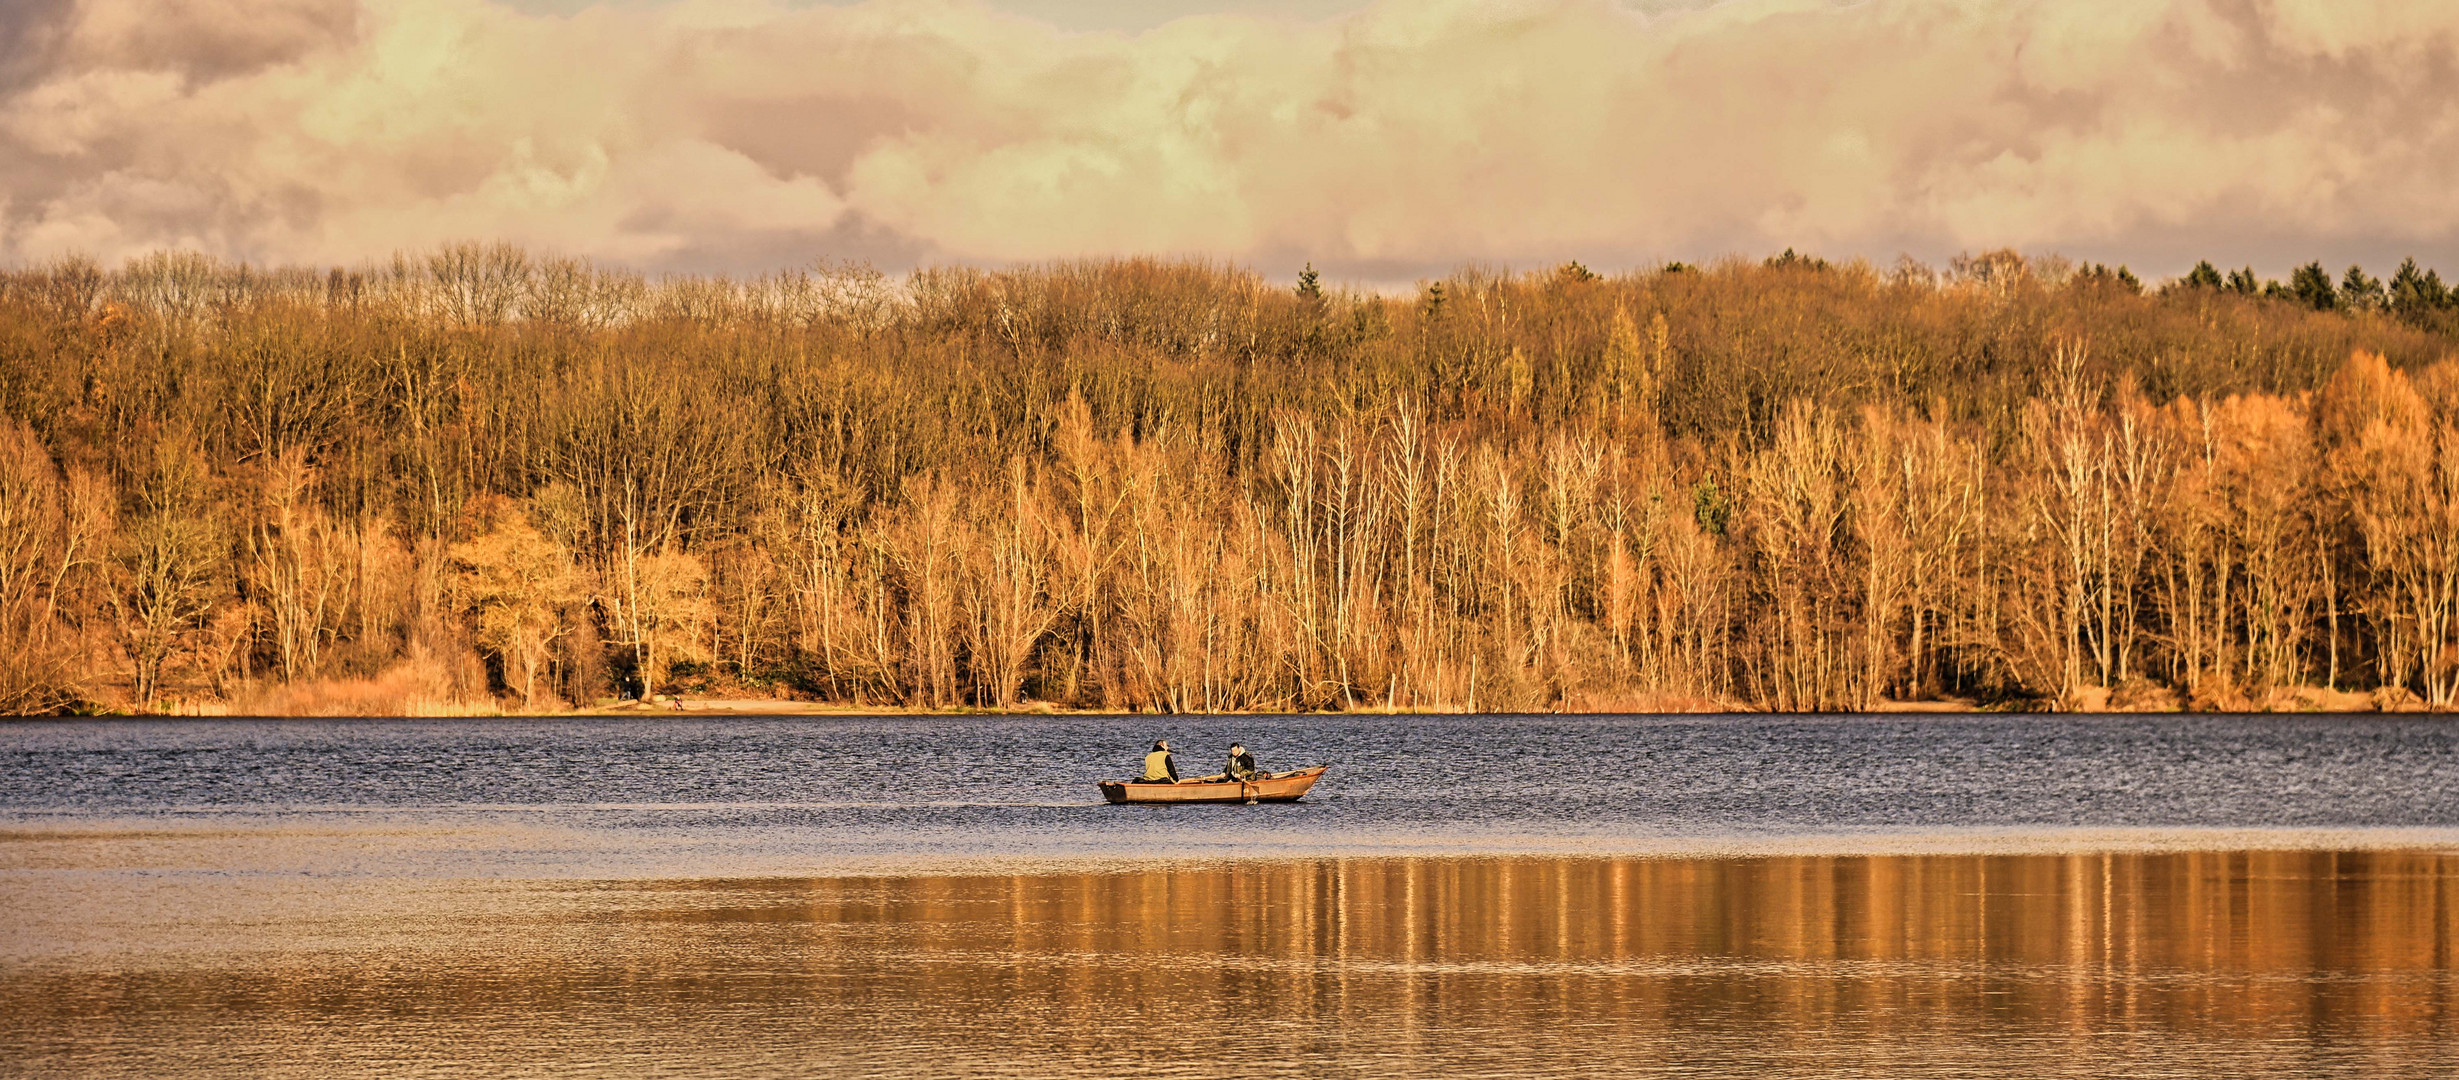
[4, 714, 2458, 1076]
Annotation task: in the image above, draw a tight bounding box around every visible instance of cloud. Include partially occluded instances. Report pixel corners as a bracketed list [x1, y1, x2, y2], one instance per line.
[2, 0, 2457, 277]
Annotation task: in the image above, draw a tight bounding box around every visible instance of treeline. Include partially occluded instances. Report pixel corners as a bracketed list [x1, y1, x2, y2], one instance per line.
[1, 245, 2456, 714]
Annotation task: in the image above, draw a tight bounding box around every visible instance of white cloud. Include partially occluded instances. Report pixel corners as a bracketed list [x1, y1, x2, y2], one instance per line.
[2, 0, 2456, 276]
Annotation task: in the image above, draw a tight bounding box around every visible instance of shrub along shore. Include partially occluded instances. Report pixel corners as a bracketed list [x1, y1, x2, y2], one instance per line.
[3, 247, 2457, 716]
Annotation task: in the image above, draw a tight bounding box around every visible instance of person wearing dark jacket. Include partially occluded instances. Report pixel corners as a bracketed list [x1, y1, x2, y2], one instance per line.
[1224, 743, 1260, 782]
[1141, 740, 1180, 783]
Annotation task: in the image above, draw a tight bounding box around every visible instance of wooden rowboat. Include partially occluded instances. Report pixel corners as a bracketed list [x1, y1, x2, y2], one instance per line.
[1099, 765, 1328, 805]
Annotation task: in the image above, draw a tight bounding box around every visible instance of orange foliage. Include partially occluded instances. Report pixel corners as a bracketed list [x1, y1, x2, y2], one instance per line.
[5, 251, 2459, 713]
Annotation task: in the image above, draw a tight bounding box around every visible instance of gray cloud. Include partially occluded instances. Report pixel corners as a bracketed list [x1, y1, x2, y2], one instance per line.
[0, 1, 79, 94]
[2, 0, 2456, 280]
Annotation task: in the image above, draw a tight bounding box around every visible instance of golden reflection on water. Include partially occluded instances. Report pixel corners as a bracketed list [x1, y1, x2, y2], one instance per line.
[6, 850, 2458, 1077]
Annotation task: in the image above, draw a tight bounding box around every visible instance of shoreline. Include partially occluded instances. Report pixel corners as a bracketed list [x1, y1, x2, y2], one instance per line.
[24, 696, 2449, 719]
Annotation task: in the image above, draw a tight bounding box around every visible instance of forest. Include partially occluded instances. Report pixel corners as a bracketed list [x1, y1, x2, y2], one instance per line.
[1, 245, 2456, 715]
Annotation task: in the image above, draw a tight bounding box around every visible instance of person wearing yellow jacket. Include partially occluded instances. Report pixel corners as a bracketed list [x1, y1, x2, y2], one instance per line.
[1140, 740, 1181, 783]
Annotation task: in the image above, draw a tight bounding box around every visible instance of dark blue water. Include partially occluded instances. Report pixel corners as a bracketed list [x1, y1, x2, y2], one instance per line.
[4, 713, 2455, 874]
[10, 714, 2459, 1079]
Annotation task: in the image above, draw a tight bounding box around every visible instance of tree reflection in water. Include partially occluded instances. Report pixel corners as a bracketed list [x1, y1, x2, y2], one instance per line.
[5, 851, 2457, 1077]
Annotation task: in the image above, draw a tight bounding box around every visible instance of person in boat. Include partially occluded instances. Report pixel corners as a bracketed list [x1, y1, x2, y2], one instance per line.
[1141, 739, 1180, 783]
[1224, 743, 1260, 782]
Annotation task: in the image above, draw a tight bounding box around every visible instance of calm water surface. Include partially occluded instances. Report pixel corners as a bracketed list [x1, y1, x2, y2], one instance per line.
[5, 713, 2459, 1076]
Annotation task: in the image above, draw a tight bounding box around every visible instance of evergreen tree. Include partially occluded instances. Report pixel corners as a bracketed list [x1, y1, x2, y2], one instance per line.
[1295, 262, 1321, 301]
[2341, 264, 2386, 311]
[2388, 258, 2446, 316]
[1764, 248, 1832, 272]
[2291, 262, 2338, 310]
[2075, 263, 2142, 294]
[2226, 267, 2261, 295]
[2185, 261, 2224, 289]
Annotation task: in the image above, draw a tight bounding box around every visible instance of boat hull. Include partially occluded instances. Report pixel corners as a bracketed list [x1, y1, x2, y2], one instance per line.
[1098, 766, 1326, 805]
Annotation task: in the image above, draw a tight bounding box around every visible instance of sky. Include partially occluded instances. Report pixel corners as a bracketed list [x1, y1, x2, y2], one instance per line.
[2, 0, 2456, 282]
